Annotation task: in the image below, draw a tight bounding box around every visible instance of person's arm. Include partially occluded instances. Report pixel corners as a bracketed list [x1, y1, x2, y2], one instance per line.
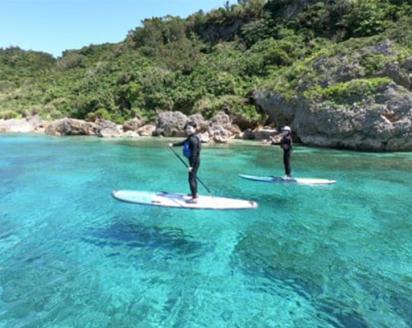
[168, 139, 186, 147]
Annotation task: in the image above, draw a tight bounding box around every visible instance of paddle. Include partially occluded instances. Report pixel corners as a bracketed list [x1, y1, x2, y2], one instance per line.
[168, 145, 212, 194]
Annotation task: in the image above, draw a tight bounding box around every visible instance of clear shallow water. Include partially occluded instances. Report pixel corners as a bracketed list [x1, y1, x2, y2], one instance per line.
[0, 134, 411, 328]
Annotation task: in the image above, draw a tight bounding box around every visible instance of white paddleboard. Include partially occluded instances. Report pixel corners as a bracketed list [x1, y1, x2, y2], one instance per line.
[239, 174, 336, 185]
[112, 190, 258, 210]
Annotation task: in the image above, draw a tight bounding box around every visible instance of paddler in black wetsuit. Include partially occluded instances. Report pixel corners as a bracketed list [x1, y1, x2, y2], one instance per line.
[271, 125, 293, 178]
[169, 122, 201, 203]
[280, 126, 293, 178]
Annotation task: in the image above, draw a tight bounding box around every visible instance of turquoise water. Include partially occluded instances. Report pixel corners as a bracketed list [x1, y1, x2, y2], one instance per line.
[1, 134, 411, 328]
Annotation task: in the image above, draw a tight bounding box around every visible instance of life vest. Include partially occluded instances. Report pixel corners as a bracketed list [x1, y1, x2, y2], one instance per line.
[183, 140, 192, 158]
[183, 135, 199, 158]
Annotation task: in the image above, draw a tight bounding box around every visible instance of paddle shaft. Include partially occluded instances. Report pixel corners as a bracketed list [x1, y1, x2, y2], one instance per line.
[168, 146, 211, 194]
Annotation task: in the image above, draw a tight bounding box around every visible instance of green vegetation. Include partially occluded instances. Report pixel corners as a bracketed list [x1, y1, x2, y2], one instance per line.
[305, 77, 393, 104]
[1, 0, 412, 124]
[0, 110, 20, 119]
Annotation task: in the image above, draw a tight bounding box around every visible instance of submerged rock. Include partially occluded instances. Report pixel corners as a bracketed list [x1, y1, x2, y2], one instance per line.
[230, 222, 373, 328]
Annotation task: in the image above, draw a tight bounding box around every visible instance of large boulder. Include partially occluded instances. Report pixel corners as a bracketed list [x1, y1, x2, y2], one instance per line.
[208, 126, 233, 143]
[137, 124, 156, 136]
[122, 117, 145, 132]
[46, 118, 96, 136]
[122, 130, 140, 138]
[154, 111, 188, 137]
[231, 113, 260, 131]
[379, 61, 412, 90]
[208, 111, 241, 143]
[188, 113, 208, 132]
[198, 131, 210, 143]
[95, 119, 122, 138]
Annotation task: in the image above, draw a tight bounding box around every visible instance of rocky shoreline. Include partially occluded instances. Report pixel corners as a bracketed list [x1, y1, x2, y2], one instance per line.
[2, 78, 412, 151]
[0, 111, 280, 144]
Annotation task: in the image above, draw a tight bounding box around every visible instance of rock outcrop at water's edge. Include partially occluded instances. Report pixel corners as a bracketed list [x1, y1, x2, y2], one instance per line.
[152, 110, 244, 143]
[255, 85, 412, 151]
[2, 98, 412, 149]
[136, 124, 156, 136]
[0, 116, 47, 133]
[10, 111, 269, 143]
[295, 84, 412, 151]
[122, 117, 145, 132]
[208, 111, 241, 143]
[45, 118, 96, 136]
[254, 42, 412, 151]
[154, 111, 188, 137]
[6, 79, 412, 150]
[95, 119, 122, 138]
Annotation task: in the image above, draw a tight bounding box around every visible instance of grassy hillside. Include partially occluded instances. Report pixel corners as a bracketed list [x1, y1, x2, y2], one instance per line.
[1, 0, 412, 124]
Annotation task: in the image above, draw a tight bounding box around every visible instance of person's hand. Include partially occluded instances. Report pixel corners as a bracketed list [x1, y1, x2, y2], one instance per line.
[188, 167, 193, 172]
[168, 143, 173, 148]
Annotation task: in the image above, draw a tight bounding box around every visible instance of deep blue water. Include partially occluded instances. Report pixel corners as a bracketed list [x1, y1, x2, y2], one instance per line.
[0, 134, 411, 327]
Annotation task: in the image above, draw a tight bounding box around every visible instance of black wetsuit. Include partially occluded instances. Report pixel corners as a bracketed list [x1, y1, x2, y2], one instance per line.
[280, 134, 293, 176]
[173, 134, 201, 197]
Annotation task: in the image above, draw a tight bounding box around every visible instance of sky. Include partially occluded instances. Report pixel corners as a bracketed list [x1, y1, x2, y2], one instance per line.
[1, 0, 237, 57]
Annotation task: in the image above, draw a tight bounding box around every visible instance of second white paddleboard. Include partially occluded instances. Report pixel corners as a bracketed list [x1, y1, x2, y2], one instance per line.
[239, 174, 336, 185]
